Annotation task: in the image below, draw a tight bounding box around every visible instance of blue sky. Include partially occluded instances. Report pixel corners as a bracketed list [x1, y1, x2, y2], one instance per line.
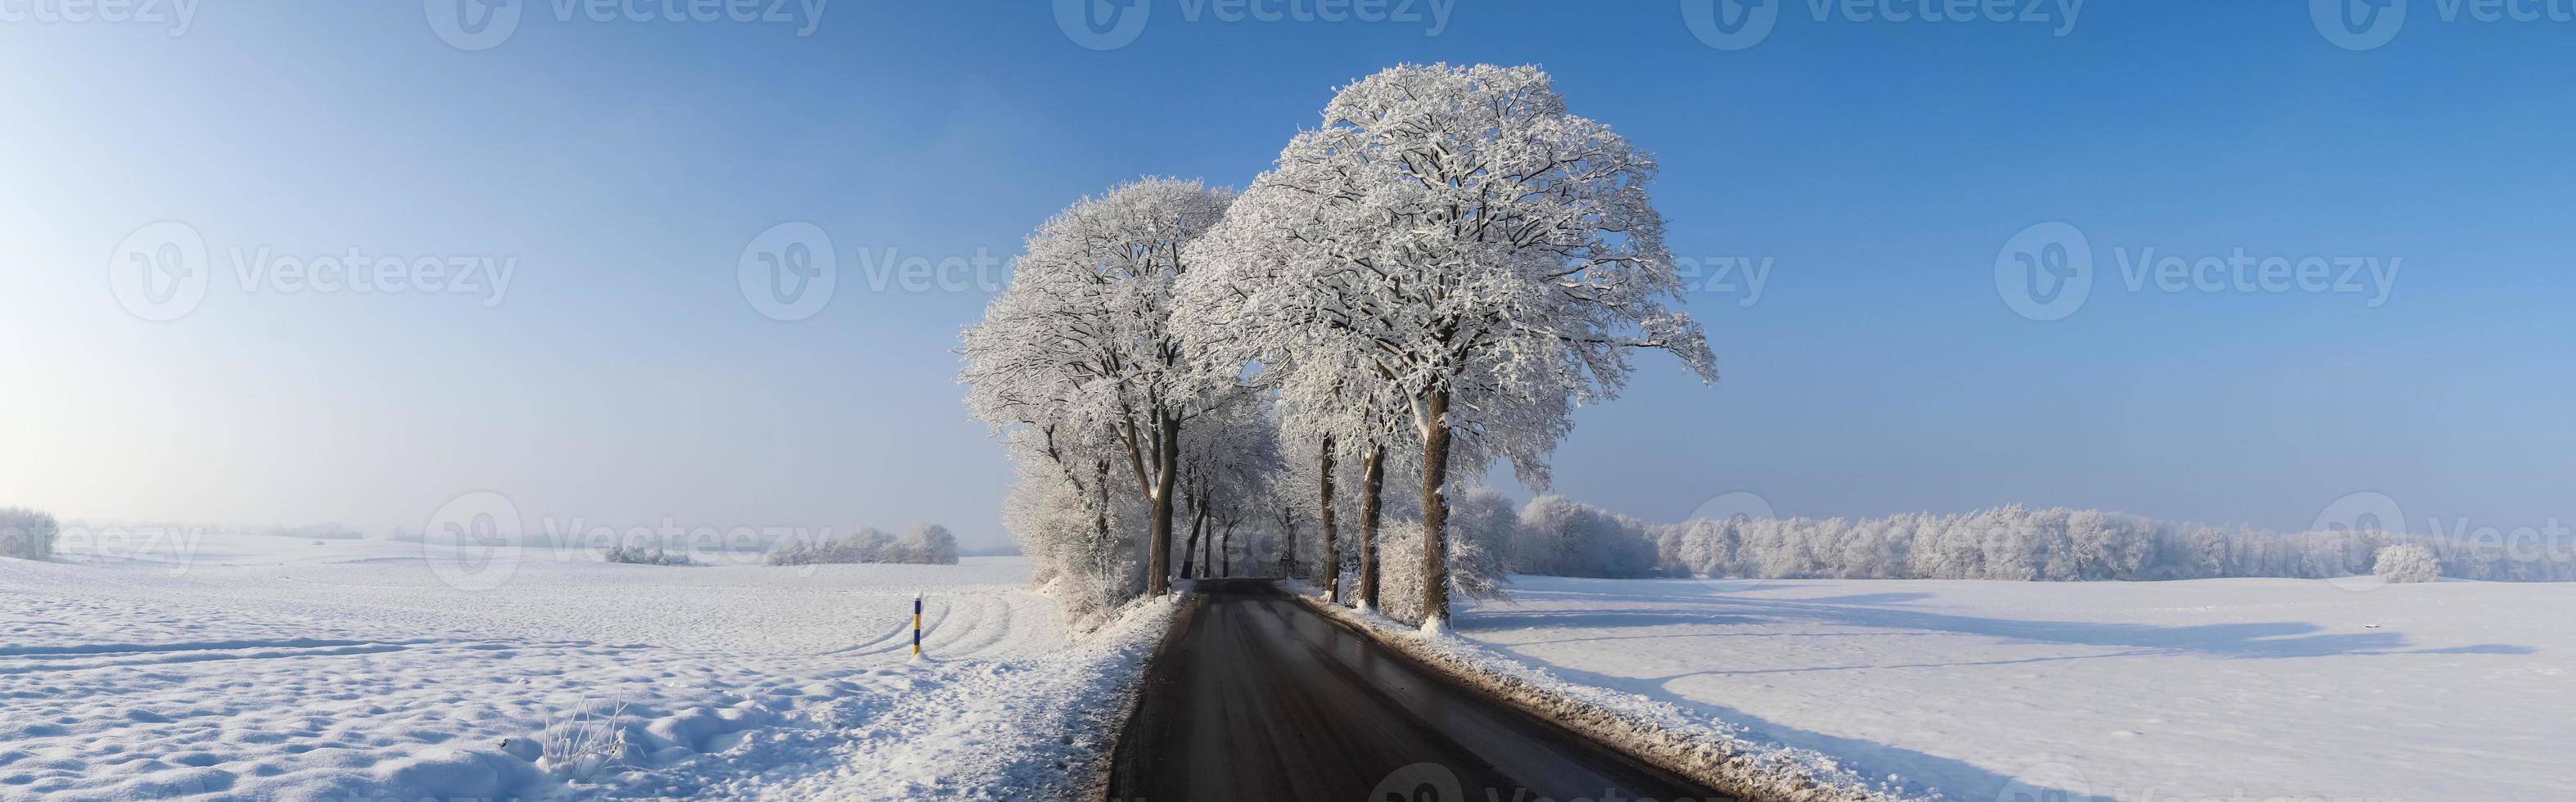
[3, 2, 2569, 547]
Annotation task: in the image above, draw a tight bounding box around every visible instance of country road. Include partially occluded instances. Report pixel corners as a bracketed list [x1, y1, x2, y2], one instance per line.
[1107, 579, 1737, 802]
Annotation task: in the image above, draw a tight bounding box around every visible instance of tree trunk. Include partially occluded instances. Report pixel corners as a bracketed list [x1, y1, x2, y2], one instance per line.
[1180, 483, 1205, 580]
[1219, 522, 1234, 579]
[1146, 415, 1180, 597]
[1317, 436, 1339, 603]
[1094, 457, 1123, 595]
[1277, 505, 1297, 579]
[1419, 389, 1454, 626]
[1197, 502, 1214, 579]
[1357, 441, 1386, 610]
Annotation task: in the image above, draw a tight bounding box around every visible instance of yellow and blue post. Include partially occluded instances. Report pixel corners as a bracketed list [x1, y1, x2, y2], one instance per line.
[911, 593, 923, 658]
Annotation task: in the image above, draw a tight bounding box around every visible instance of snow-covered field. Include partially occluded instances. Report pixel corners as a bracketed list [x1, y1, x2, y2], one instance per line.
[0, 535, 1164, 800]
[1455, 575, 2576, 801]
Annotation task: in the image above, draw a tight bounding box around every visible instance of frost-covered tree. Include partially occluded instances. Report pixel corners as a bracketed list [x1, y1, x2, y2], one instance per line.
[1444, 486, 1517, 600]
[1000, 445, 1144, 628]
[1178, 264, 1405, 606]
[2373, 543, 2440, 583]
[1271, 369, 1416, 609]
[963, 178, 1237, 597]
[896, 524, 961, 565]
[1172, 398, 1281, 580]
[1189, 64, 1717, 626]
[1374, 487, 1514, 626]
[1511, 494, 1663, 578]
[0, 507, 58, 561]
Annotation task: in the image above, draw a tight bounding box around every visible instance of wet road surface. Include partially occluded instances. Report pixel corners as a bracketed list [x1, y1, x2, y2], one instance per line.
[1107, 579, 1737, 802]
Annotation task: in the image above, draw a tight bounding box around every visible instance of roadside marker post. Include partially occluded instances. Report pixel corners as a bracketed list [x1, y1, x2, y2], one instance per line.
[912, 593, 923, 659]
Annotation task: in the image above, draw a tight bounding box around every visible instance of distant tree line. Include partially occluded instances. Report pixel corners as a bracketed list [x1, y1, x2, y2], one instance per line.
[766, 524, 960, 567]
[1509, 499, 2576, 584]
[1302, 495, 2576, 620]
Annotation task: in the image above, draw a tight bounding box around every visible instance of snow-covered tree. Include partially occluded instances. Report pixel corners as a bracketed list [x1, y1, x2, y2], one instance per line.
[1443, 485, 1517, 600]
[1374, 487, 1514, 626]
[0, 507, 58, 561]
[963, 178, 1237, 597]
[2373, 543, 2440, 583]
[1512, 494, 1663, 578]
[1172, 398, 1282, 580]
[1000, 446, 1144, 628]
[1188, 64, 1717, 626]
[1178, 260, 1406, 606]
[896, 524, 961, 565]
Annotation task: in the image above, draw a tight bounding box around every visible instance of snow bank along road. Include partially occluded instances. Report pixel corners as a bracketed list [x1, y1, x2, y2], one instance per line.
[0, 537, 1168, 800]
[1108, 579, 1735, 802]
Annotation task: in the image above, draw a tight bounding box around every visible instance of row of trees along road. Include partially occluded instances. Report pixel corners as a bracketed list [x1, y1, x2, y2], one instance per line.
[961, 64, 1716, 629]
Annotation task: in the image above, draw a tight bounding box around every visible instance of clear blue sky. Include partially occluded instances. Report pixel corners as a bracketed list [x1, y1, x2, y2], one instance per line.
[4, 2, 2569, 547]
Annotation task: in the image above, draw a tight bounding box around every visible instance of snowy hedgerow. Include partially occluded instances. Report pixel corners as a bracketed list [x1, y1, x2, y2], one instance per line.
[764, 528, 877, 565]
[2373, 543, 2441, 583]
[763, 525, 959, 566]
[602, 545, 694, 566]
[0, 507, 57, 561]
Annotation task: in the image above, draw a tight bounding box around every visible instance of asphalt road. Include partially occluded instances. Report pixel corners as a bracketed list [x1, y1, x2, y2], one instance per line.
[1107, 579, 1738, 802]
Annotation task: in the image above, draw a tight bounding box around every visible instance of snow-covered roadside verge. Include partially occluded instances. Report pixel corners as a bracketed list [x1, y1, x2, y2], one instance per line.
[1287, 588, 1929, 802]
[741, 597, 1177, 800]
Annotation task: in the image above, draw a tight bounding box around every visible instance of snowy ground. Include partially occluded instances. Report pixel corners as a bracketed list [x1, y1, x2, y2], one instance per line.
[0, 535, 1164, 800]
[1454, 575, 2576, 801]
